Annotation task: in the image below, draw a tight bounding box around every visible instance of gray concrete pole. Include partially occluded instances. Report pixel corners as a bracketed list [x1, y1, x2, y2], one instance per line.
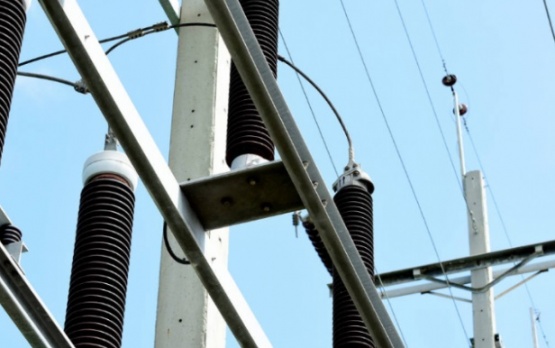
[464, 171, 497, 348]
[154, 1, 231, 346]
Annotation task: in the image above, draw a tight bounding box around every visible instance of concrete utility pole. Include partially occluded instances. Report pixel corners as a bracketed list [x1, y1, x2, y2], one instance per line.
[464, 171, 497, 348]
[454, 90, 497, 348]
[155, 1, 231, 346]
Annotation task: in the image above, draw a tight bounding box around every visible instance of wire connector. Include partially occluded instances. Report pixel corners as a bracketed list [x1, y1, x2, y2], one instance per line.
[152, 21, 169, 32]
[333, 161, 373, 193]
[127, 28, 145, 39]
[74, 79, 88, 94]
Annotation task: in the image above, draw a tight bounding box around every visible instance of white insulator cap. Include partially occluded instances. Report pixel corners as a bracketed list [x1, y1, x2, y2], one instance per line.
[230, 153, 269, 171]
[82, 150, 138, 191]
[22, 0, 31, 11]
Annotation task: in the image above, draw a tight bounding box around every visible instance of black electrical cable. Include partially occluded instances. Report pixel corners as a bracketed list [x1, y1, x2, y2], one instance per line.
[18, 48, 67, 67]
[104, 37, 135, 56]
[278, 29, 339, 177]
[162, 222, 190, 265]
[16, 71, 86, 91]
[278, 55, 355, 164]
[18, 32, 132, 67]
[19, 21, 216, 67]
[103, 22, 217, 55]
[16, 21, 217, 94]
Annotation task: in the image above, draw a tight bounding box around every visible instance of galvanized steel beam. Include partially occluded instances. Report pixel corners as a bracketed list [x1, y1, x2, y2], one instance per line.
[203, 0, 403, 346]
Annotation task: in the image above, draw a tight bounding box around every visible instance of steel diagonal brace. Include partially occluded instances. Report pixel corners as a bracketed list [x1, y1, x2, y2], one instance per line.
[202, 0, 404, 346]
[38, 0, 270, 346]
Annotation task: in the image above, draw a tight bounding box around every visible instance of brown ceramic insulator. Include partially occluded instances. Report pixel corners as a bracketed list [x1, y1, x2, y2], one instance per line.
[64, 176, 135, 348]
[0, 0, 26, 166]
[226, 0, 280, 166]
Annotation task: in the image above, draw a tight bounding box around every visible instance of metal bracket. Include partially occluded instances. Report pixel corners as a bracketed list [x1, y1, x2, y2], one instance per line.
[181, 161, 303, 229]
[379, 259, 555, 299]
[422, 291, 472, 303]
[495, 270, 547, 300]
[424, 251, 541, 293]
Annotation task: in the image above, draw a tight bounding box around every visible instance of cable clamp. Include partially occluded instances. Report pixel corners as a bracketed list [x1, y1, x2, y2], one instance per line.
[74, 79, 89, 94]
[153, 21, 170, 32]
[127, 28, 145, 39]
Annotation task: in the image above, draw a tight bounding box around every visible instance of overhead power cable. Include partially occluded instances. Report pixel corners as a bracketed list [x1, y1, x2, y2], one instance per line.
[414, 1, 551, 344]
[543, 0, 555, 47]
[18, 26, 137, 66]
[277, 54, 354, 167]
[419, 0, 449, 75]
[18, 21, 216, 67]
[16, 21, 217, 93]
[392, 0, 462, 194]
[337, 0, 470, 343]
[374, 267, 408, 347]
[16, 71, 86, 93]
[278, 30, 339, 176]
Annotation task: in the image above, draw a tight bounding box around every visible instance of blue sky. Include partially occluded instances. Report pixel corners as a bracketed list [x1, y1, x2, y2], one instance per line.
[1, 1, 554, 347]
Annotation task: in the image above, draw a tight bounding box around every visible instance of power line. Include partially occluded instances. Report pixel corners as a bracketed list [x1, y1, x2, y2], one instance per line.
[374, 267, 408, 347]
[419, 2, 552, 344]
[337, 0, 470, 343]
[18, 21, 214, 67]
[392, 0, 463, 194]
[279, 30, 410, 344]
[543, 0, 555, 47]
[18, 23, 153, 66]
[419, 0, 449, 75]
[16, 71, 87, 93]
[16, 22, 217, 94]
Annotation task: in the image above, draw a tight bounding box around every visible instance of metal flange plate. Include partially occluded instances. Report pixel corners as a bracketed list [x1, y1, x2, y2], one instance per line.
[180, 160, 304, 230]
